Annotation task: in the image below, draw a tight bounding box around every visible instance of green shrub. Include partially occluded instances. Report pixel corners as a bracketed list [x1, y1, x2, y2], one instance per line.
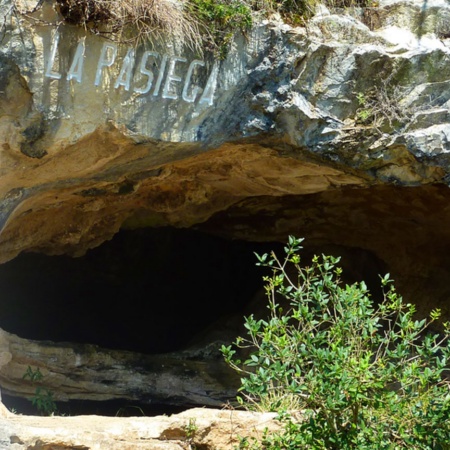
[222, 236, 450, 449]
[189, 0, 374, 56]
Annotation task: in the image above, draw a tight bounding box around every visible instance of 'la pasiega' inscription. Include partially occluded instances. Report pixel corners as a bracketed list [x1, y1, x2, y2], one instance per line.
[45, 32, 219, 106]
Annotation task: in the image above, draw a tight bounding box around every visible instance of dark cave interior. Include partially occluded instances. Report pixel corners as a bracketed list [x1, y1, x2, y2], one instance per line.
[0, 228, 281, 355]
[0, 227, 389, 354]
[5, 185, 450, 365]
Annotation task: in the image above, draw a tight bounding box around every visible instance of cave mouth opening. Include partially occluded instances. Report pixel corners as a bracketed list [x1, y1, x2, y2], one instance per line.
[0, 226, 386, 416]
[2, 185, 450, 417]
[0, 227, 283, 416]
[0, 227, 282, 354]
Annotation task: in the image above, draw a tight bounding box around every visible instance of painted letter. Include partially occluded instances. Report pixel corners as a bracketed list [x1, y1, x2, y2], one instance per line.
[67, 38, 85, 83]
[114, 48, 135, 91]
[162, 56, 187, 100]
[95, 42, 118, 86]
[152, 54, 168, 97]
[199, 63, 219, 106]
[134, 51, 159, 95]
[45, 31, 62, 80]
[182, 60, 205, 103]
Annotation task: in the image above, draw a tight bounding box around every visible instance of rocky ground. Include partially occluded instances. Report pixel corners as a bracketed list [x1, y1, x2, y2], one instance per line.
[0, 402, 279, 450]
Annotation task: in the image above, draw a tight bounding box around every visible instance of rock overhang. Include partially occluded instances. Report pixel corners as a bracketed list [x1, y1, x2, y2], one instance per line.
[1, 7, 450, 281]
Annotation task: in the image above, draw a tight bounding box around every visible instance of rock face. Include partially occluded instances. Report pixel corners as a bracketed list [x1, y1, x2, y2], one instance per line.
[0, 327, 240, 407]
[1, 0, 450, 263]
[2, 0, 450, 435]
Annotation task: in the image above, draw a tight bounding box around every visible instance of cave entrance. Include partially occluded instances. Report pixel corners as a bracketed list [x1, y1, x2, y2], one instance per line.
[0, 228, 281, 415]
[0, 226, 387, 416]
[2, 184, 450, 416]
[0, 228, 287, 355]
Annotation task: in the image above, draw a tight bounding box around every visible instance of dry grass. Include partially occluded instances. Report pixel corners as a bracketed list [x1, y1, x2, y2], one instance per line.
[248, 0, 372, 25]
[56, 0, 203, 50]
[239, 384, 305, 413]
[355, 79, 413, 133]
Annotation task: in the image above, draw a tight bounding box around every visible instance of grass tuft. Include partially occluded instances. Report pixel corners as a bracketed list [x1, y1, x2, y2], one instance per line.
[56, 0, 203, 51]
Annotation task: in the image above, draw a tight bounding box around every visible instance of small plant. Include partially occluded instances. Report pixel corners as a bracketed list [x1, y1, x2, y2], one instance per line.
[355, 91, 373, 123]
[22, 366, 57, 416]
[354, 80, 413, 132]
[222, 236, 450, 449]
[184, 417, 198, 449]
[55, 0, 203, 50]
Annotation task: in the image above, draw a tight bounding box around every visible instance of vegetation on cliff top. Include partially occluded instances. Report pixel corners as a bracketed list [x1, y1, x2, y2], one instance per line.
[53, 0, 374, 55]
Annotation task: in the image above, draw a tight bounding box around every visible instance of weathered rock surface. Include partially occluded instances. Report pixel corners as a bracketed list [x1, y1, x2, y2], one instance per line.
[0, 404, 280, 449]
[0, 327, 240, 407]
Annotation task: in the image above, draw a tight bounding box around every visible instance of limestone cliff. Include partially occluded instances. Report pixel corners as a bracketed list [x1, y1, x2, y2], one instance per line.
[1, 0, 450, 429]
[1, 0, 449, 261]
